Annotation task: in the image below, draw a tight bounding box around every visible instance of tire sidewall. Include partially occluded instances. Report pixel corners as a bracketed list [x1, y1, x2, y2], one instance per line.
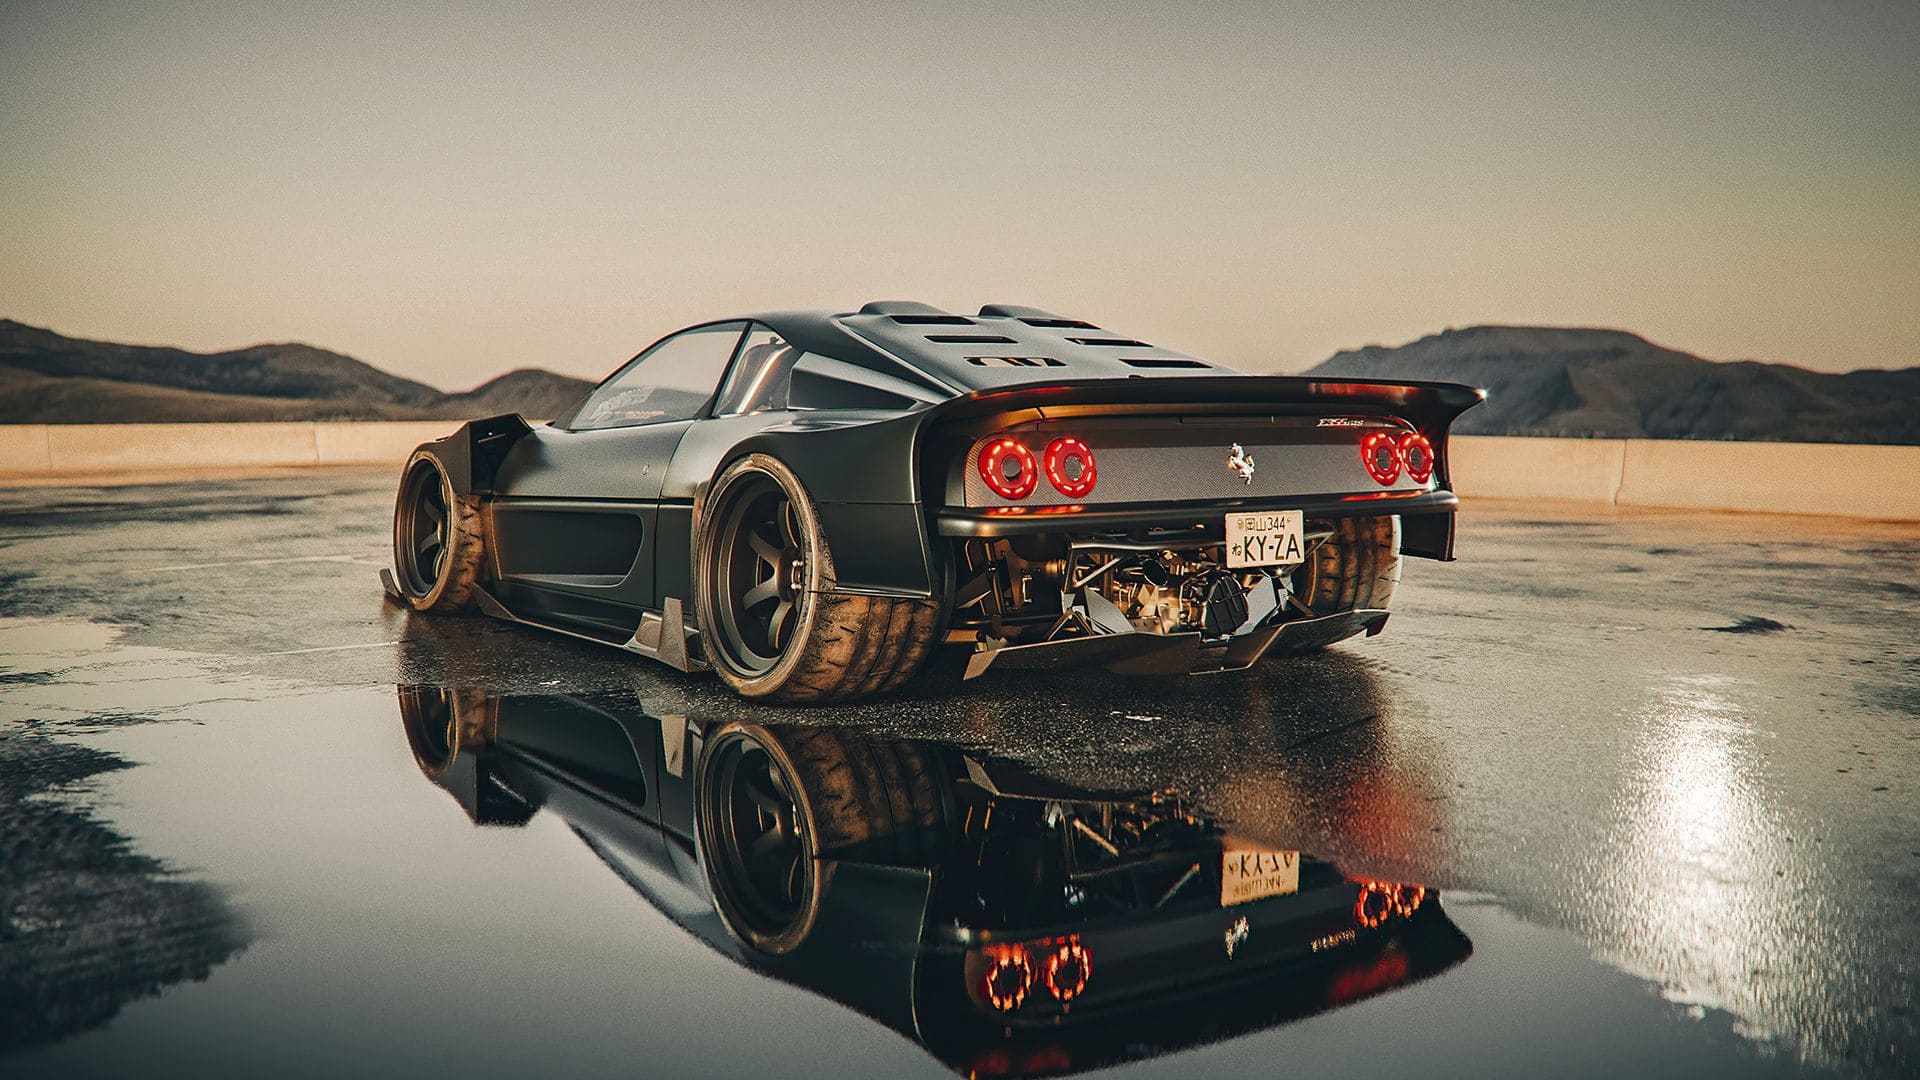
[695, 454, 835, 698]
[395, 449, 462, 611]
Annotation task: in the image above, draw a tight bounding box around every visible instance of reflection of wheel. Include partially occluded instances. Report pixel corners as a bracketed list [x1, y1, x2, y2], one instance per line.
[397, 684, 500, 778]
[393, 450, 487, 612]
[1295, 515, 1400, 617]
[696, 454, 940, 702]
[695, 723, 946, 954]
[395, 684, 529, 826]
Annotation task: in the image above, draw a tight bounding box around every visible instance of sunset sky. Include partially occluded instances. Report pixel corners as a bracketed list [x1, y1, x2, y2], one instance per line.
[3, 1, 1915, 390]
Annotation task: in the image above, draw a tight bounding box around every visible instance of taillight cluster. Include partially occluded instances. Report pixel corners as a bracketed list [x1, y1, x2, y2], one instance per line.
[980, 436, 1096, 500]
[1354, 880, 1427, 928]
[1359, 431, 1435, 486]
[977, 937, 1092, 1013]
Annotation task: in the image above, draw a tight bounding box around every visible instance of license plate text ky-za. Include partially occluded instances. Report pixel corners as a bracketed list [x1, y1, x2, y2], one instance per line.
[1225, 510, 1305, 569]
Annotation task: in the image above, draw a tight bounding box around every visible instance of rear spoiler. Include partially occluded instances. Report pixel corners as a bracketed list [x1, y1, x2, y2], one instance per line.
[915, 374, 1485, 435]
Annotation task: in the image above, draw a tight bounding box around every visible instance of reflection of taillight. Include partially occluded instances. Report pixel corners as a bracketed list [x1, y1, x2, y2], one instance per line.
[979, 438, 1038, 500]
[980, 946, 1034, 1012]
[1360, 432, 1401, 486]
[1400, 432, 1434, 484]
[1355, 881, 1395, 928]
[1042, 939, 1092, 1002]
[1042, 437, 1097, 498]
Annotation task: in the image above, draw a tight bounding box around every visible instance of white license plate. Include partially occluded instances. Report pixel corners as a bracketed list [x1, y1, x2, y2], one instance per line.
[1220, 842, 1301, 906]
[1224, 510, 1305, 569]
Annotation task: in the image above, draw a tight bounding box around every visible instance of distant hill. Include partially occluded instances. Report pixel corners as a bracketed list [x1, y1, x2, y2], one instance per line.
[1304, 326, 1920, 444]
[0, 319, 593, 423]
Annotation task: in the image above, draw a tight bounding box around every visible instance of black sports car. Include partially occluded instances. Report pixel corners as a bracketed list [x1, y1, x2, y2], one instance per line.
[385, 302, 1483, 701]
[398, 684, 1472, 1076]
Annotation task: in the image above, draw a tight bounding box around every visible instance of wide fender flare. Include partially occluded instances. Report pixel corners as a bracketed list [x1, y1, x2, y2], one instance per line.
[700, 417, 941, 599]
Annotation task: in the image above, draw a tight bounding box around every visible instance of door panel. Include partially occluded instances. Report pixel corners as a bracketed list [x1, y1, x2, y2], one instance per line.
[491, 423, 691, 619]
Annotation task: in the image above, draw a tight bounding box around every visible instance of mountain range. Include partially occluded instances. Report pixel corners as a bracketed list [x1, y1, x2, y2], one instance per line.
[5, 318, 1916, 443]
[1304, 326, 1920, 444]
[0, 319, 594, 423]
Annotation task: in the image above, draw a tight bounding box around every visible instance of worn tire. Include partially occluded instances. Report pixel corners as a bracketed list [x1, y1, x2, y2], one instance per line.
[393, 449, 488, 613]
[696, 453, 942, 703]
[695, 722, 948, 954]
[1296, 514, 1401, 615]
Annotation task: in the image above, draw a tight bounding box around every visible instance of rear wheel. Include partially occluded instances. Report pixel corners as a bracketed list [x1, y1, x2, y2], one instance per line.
[393, 449, 487, 612]
[1295, 514, 1400, 615]
[696, 454, 941, 702]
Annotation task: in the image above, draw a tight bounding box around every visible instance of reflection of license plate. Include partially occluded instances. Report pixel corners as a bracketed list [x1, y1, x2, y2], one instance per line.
[1221, 843, 1301, 906]
[1225, 510, 1305, 569]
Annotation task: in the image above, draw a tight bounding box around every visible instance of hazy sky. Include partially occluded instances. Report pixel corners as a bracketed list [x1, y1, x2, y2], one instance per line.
[3, 1, 1915, 389]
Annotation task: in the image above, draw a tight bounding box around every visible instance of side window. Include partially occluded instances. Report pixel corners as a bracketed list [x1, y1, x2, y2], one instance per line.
[571, 322, 746, 431]
[712, 324, 804, 416]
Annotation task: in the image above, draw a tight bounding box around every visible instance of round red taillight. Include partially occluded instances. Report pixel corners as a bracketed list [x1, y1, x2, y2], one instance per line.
[1355, 881, 1394, 928]
[1393, 883, 1426, 918]
[1042, 939, 1092, 1002]
[979, 438, 1038, 500]
[1399, 432, 1434, 484]
[1360, 432, 1401, 486]
[980, 948, 1034, 1012]
[1042, 437, 1097, 499]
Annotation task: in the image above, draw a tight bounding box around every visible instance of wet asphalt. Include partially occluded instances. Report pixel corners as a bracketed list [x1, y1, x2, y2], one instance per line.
[0, 471, 1915, 1078]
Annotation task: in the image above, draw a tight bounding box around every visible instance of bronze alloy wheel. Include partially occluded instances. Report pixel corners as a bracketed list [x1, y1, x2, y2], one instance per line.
[396, 458, 454, 598]
[709, 473, 810, 677]
[392, 450, 486, 612]
[696, 454, 944, 702]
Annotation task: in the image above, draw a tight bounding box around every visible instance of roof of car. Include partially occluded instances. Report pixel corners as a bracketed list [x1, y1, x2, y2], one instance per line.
[749, 301, 1244, 395]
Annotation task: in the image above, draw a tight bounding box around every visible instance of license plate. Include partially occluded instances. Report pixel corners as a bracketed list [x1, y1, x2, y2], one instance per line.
[1220, 842, 1301, 906]
[1224, 510, 1305, 569]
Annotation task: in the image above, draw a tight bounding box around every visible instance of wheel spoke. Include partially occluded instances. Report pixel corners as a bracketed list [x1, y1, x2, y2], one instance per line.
[748, 828, 785, 859]
[416, 531, 442, 558]
[422, 499, 445, 527]
[768, 598, 793, 649]
[747, 529, 781, 566]
[742, 577, 779, 610]
[744, 771, 788, 815]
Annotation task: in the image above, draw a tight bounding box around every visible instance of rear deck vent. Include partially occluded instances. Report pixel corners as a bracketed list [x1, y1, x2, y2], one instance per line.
[1019, 317, 1100, 329]
[890, 314, 976, 326]
[927, 333, 1018, 344]
[1119, 356, 1210, 369]
[1067, 337, 1153, 348]
[965, 356, 1065, 367]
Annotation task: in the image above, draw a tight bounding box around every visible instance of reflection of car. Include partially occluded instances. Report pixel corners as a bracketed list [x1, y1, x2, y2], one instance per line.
[385, 302, 1484, 701]
[398, 685, 1472, 1076]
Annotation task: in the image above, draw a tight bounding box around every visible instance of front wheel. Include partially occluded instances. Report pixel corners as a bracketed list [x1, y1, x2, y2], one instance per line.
[393, 449, 487, 612]
[695, 454, 940, 702]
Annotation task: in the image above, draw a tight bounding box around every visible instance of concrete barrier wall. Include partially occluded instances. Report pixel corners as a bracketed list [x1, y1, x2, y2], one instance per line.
[311, 421, 465, 465]
[1448, 436, 1626, 504]
[1614, 439, 1920, 519]
[2, 422, 1918, 520]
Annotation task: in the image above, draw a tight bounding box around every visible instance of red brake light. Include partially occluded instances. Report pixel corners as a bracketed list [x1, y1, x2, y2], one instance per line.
[1042, 939, 1092, 1002]
[1360, 432, 1401, 486]
[979, 438, 1038, 500]
[1355, 881, 1394, 928]
[1399, 432, 1434, 484]
[980, 946, 1034, 1012]
[1042, 437, 1097, 498]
